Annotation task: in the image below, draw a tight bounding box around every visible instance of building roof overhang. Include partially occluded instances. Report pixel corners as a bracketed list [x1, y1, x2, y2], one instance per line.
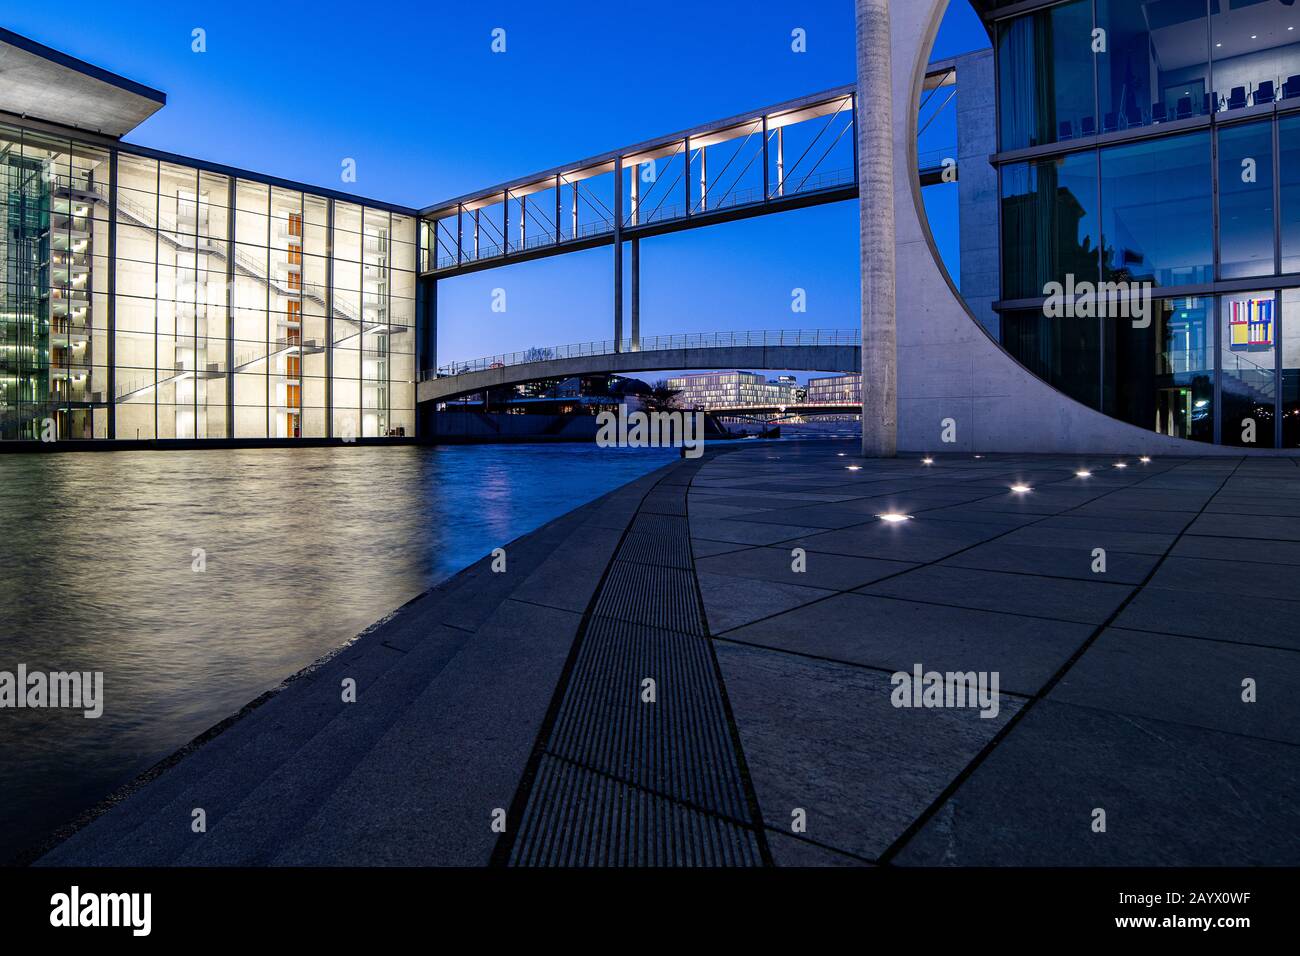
[0, 26, 165, 138]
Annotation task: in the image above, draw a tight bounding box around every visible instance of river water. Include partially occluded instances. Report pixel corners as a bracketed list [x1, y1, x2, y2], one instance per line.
[0, 443, 676, 862]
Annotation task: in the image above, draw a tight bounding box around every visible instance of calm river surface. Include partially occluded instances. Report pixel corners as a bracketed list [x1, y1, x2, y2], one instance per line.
[0, 444, 675, 862]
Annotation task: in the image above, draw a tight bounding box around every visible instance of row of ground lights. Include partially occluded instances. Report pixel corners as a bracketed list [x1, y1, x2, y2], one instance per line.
[837, 454, 1156, 523]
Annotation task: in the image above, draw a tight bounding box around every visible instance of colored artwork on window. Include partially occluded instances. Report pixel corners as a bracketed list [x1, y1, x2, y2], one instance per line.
[1228, 297, 1274, 351]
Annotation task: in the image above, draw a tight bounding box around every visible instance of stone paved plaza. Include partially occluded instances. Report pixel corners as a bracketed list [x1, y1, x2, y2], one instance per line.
[37, 440, 1300, 866]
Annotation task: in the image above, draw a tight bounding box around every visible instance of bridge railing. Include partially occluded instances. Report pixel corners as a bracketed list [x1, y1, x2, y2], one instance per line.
[422, 328, 861, 381]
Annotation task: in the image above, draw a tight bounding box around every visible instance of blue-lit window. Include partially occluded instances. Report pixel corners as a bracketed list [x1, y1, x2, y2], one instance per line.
[1210, 2, 1300, 115]
[1000, 152, 1100, 300]
[1100, 131, 1212, 288]
[1278, 115, 1300, 272]
[1217, 120, 1275, 280]
[1097, 0, 1210, 131]
[996, 0, 1094, 151]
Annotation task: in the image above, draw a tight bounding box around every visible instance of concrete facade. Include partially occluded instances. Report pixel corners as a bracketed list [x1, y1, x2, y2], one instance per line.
[889, 0, 1289, 456]
[0, 27, 164, 137]
[954, 48, 999, 339]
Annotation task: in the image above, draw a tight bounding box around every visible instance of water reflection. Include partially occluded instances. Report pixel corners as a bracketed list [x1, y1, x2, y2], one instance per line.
[0, 443, 673, 861]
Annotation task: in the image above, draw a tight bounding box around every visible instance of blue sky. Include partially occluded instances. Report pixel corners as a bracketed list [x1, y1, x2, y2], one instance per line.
[7, 0, 989, 377]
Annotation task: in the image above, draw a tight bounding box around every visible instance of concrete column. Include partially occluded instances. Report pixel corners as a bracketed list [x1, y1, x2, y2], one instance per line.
[631, 238, 640, 351]
[613, 156, 623, 351]
[856, 0, 897, 457]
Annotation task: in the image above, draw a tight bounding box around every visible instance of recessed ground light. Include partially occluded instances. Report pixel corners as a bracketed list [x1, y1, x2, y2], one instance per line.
[1252, 34, 1258, 39]
[877, 512, 912, 523]
[1114, 462, 1128, 469]
[922, 457, 934, 465]
[837, 452, 846, 457]
[1216, 42, 1223, 47]
[974, 454, 983, 458]
[1010, 484, 1032, 494]
[1076, 470, 1092, 478]
[846, 465, 862, 471]
[1140, 456, 1152, 463]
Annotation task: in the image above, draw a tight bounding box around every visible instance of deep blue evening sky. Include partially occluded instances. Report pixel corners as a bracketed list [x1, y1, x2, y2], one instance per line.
[6, 0, 989, 372]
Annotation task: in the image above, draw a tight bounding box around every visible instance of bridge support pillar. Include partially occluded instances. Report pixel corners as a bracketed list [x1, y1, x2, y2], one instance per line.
[613, 156, 624, 352]
[631, 238, 640, 351]
[856, 0, 897, 458]
[418, 276, 437, 384]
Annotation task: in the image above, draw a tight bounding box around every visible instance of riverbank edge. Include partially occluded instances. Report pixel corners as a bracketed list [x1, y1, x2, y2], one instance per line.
[15, 453, 688, 866]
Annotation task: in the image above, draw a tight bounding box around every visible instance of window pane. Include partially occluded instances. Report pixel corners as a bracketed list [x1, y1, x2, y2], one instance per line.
[996, 0, 1094, 151]
[1107, 297, 1213, 443]
[1211, 1, 1300, 115]
[1220, 292, 1277, 448]
[1282, 289, 1300, 448]
[1097, 0, 1210, 131]
[1000, 153, 1100, 300]
[1001, 307, 1101, 410]
[1217, 120, 1275, 280]
[1101, 131, 1212, 288]
[1278, 115, 1300, 271]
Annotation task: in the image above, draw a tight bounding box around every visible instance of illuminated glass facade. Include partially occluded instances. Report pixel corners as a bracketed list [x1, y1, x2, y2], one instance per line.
[667, 371, 801, 410]
[805, 374, 861, 405]
[988, 0, 1300, 447]
[0, 123, 416, 442]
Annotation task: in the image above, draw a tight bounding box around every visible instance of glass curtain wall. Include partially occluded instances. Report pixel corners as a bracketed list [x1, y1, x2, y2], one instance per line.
[0, 126, 110, 440]
[0, 122, 425, 443]
[992, 4, 1300, 447]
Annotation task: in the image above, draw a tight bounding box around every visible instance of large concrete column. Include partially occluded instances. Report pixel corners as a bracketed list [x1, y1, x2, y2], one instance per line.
[856, 0, 897, 457]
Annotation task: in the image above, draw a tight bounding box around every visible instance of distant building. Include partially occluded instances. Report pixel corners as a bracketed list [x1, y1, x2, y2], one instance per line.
[667, 371, 800, 410]
[805, 374, 860, 406]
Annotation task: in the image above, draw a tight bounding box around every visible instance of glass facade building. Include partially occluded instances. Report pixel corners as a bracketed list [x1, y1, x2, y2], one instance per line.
[805, 373, 861, 405]
[0, 125, 416, 443]
[986, 0, 1300, 447]
[667, 371, 801, 410]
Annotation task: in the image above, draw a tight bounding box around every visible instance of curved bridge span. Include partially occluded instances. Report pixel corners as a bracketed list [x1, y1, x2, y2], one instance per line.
[418, 330, 861, 404]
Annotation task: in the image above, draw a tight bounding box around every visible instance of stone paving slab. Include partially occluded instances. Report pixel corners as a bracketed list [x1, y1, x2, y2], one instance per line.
[1049, 628, 1300, 745]
[858, 565, 1135, 625]
[893, 700, 1300, 866]
[695, 545, 916, 591]
[718, 592, 1092, 695]
[716, 642, 1020, 861]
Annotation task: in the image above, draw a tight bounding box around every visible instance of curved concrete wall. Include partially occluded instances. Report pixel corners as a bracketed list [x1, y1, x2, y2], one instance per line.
[890, 0, 1280, 456]
[418, 344, 861, 404]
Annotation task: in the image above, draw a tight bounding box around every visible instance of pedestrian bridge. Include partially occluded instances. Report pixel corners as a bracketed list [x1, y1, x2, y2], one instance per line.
[417, 330, 860, 404]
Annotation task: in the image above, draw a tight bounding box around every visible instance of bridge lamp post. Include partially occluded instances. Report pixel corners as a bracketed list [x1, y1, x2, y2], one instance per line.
[856, 0, 897, 458]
